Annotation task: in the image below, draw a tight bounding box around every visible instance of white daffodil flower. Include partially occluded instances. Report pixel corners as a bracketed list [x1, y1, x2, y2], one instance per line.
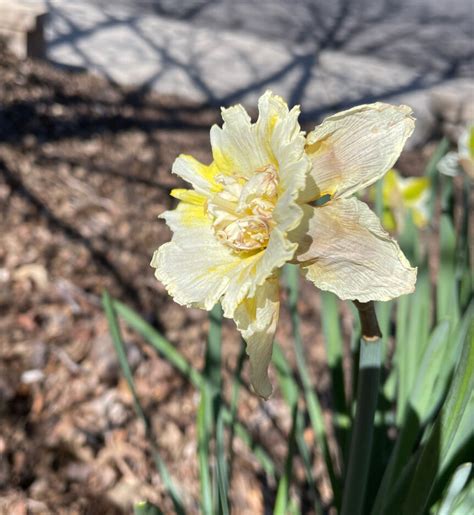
[151, 91, 416, 398]
[438, 125, 474, 180]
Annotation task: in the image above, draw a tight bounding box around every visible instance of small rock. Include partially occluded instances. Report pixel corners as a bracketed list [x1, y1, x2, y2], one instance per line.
[20, 369, 44, 384]
[88, 464, 117, 492]
[28, 478, 49, 498]
[65, 462, 91, 483]
[107, 398, 129, 427]
[90, 335, 119, 385]
[126, 342, 142, 371]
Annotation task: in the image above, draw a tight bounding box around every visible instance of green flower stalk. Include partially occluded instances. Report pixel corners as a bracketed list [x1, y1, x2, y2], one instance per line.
[341, 301, 382, 515]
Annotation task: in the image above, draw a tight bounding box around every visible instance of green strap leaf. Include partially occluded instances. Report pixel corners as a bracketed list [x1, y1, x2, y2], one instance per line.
[437, 463, 473, 515]
[341, 339, 381, 515]
[273, 404, 299, 515]
[283, 265, 341, 503]
[402, 320, 474, 514]
[273, 344, 323, 515]
[102, 291, 185, 515]
[197, 386, 213, 515]
[134, 501, 164, 515]
[112, 298, 277, 478]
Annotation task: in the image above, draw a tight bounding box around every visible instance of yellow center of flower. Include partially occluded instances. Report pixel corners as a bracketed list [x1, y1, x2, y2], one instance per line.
[206, 164, 279, 251]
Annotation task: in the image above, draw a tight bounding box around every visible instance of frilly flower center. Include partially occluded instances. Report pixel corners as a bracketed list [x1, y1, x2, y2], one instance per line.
[206, 164, 279, 251]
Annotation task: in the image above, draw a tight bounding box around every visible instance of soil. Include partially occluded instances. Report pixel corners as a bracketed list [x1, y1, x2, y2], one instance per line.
[0, 43, 450, 514]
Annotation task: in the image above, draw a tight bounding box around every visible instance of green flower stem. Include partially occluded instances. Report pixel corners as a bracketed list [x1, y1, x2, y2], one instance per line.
[341, 302, 382, 515]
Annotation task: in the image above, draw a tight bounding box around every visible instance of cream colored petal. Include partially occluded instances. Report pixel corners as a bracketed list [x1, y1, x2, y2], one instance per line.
[153, 198, 288, 318]
[257, 91, 305, 172]
[209, 91, 309, 262]
[234, 276, 280, 399]
[210, 104, 269, 177]
[158, 92, 309, 319]
[172, 154, 222, 195]
[157, 220, 291, 320]
[258, 91, 309, 198]
[170, 188, 207, 205]
[264, 96, 311, 234]
[293, 198, 416, 301]
[160, 193, 209, 231]
[301, 103, 415, 202]
[272, 165, 306, 235]
[256, 91, 290, 144]
[210, 91, 310, 193]
[152, 200, 251, 310]
[220, 227, 295, 318]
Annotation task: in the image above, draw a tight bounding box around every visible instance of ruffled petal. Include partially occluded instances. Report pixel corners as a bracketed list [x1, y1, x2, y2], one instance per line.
[202, 91, 309, 312]
[152, 197, 289, 318]
[300, 103, 415, 202]
[210, 91, 310, 208]
[220, 227, 295, 318]
[151, 200, 237, 310]
[172, 154, 222, 195]
[256, 91, 290, 147]
[292, 198, 416, 301]
[262, 94, 311, 234]
[210, 104, 269, 177]
[234, 276, 280, 399]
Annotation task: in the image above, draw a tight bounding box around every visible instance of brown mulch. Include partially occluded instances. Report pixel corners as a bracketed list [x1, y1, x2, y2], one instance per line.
[0, 44, 449, 514]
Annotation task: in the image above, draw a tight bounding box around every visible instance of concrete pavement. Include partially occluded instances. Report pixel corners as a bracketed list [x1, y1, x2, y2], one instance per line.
[20, 0, 474, 143]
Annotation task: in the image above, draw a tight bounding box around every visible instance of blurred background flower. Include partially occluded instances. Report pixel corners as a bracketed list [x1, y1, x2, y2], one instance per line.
[437, 125, 474, 179]
[370, 168, 430, 233]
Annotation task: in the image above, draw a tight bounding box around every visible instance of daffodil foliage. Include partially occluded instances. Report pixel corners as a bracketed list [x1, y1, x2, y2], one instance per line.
[151, 91, 416, 398]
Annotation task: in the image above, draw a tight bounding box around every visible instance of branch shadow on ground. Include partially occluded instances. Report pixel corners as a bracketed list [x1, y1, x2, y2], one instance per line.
[44, 0, 472, 122]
